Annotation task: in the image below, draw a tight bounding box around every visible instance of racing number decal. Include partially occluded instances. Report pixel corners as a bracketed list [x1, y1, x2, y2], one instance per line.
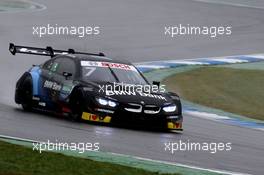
[84, 67, 96, 77]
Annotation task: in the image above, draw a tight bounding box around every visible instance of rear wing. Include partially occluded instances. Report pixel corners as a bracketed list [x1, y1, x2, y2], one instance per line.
[9, 43, 105, 58]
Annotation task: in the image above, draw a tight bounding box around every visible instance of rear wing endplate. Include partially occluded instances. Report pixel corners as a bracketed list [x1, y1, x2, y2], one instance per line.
[9, 43, 105, 58]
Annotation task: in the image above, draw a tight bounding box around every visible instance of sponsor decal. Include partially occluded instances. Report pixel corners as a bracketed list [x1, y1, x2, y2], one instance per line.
[38, 102, 46, 107]
[95, 108, 115, 114]
[44, 80, 62, 91]
[167, 122, 182, 129]
[99, 82, 167, 100]
[138, 92, 166, 101]
[105, 89, 167, 101]
[32, 96, 40, 101]
[19, 48, 51, 55]
[81, 61, 136, 71]
[81, 112, 112, 123]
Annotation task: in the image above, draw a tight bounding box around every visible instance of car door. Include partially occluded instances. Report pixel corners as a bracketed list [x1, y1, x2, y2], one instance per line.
[39, 59, 58, 104]
[50, 57, 77, 104]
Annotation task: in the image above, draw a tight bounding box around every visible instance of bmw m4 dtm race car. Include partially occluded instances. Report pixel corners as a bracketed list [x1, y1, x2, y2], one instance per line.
[9, 43, 183, 131]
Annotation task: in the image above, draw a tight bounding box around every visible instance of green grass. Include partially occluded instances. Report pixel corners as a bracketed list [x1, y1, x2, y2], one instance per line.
[163, 67, 264, 120]
[221, 61, 264, 70]
[0, 141, 178, 175]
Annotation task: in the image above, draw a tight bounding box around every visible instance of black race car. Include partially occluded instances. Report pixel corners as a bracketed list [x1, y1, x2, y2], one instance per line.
[9, 43, 183, 131]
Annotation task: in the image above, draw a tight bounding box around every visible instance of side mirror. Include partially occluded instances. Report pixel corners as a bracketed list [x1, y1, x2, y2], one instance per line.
[63, 72, 72, 79]
[152, 81, 160, 87]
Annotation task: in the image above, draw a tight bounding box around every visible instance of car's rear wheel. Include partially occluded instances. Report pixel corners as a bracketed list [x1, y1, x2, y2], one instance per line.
[70, 89, 84, 122]
[21, 76, 33, 111]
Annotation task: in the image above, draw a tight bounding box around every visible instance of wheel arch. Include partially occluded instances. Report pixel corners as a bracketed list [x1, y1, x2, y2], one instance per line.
[15, 72, 32, 104]
[69, 85, 85, 104]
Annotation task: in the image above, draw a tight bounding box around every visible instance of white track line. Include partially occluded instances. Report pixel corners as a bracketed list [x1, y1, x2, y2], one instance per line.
[210, 58, 248, 63]
[0, 134, 251, 175]
[184, 110, 231, 120]
[135, 53, 264, 65]
[193, 0, 264, 10]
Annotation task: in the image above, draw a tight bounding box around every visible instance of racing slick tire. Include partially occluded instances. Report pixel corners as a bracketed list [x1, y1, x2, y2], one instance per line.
[20, 76, 33, 111]
[69, 88, 85, 122]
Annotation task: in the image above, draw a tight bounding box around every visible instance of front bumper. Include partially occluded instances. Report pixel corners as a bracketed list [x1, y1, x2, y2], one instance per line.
[81, 110, 183, 130]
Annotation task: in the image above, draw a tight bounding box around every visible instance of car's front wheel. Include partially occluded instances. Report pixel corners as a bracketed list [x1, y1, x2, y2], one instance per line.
[70, 89, 84, 122]
[20, 76, 33, 111]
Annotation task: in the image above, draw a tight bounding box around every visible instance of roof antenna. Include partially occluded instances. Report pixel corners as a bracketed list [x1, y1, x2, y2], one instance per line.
[99, 52, 105, 56]
[68, 49, 75, 54]
[46, 46, 54, 57]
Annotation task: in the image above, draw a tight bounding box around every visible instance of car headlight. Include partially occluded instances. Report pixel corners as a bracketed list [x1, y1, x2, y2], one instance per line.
[98, 98, 108, 105]
[96, 97, 117, 107]
[108, 100, 117, 107]
[163, 105, 177, 112]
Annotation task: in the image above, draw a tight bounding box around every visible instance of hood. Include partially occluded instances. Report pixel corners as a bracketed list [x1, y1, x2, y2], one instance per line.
[81, 81, 173, 106]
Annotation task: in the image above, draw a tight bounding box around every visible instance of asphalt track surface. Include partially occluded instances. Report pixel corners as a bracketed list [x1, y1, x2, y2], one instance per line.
[0, 0, 264, 174]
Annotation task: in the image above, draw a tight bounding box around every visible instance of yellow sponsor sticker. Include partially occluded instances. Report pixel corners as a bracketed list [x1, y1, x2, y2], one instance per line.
[103, 116, 111, 123]
[82, 112, 91, 120]
[167, 122, 182, 129]
[82, 112, 111, 123]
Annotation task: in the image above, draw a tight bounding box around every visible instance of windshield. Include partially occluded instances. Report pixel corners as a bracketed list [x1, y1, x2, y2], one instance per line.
[80, 61, 148, 85]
